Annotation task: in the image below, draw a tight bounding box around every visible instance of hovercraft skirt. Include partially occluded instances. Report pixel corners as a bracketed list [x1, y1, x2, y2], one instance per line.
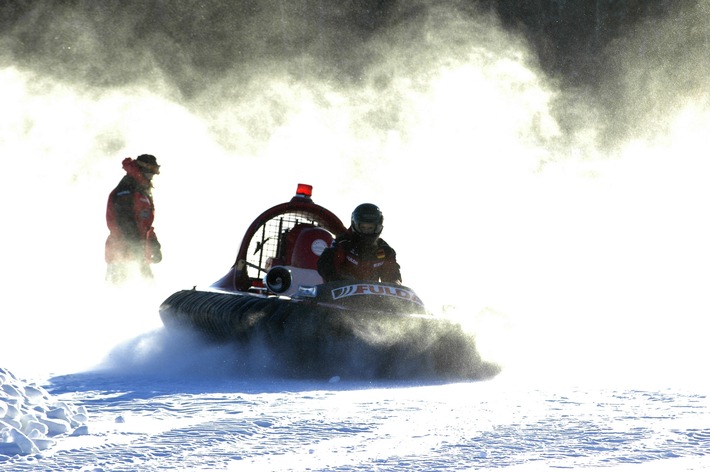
[159, 289, 501, 380]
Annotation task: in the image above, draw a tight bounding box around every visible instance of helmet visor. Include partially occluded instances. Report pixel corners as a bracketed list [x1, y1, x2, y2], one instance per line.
[356, 222, 379, 235]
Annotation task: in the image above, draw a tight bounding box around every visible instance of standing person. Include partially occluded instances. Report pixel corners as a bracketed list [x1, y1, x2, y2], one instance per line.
[105, 154, 162, 284]
[317, 203, 402, 284]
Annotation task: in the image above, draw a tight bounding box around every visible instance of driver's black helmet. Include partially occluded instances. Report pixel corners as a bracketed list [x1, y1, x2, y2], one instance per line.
[351, 203, 383, 238]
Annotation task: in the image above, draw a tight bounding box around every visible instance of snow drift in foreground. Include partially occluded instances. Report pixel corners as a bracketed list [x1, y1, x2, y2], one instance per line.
[0, 368, 89, 456]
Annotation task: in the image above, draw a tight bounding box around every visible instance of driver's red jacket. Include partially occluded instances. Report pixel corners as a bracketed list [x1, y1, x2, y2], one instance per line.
[317, 229, 401, 284]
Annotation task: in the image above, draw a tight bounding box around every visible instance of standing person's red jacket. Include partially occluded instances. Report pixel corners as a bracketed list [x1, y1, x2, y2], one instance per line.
[105, 155, 161, 283]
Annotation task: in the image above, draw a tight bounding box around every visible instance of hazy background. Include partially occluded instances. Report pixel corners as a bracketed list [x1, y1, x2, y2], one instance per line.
[1, 0, 708, 387]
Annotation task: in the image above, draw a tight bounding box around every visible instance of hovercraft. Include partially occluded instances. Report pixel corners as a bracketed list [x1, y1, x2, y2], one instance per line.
[159, 184, 500, 380]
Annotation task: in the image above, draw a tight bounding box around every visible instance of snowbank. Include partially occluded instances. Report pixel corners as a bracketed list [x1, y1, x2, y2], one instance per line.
[0, 368, 89, 457]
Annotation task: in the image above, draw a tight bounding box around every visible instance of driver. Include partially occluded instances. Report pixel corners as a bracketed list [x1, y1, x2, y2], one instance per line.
[317, 203, 402, 284]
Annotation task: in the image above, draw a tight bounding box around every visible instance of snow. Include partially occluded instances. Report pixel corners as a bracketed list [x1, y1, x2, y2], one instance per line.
[2, 287, 709, 470]
[2, 365, 710, 471]
[0, 369, 88, 457]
